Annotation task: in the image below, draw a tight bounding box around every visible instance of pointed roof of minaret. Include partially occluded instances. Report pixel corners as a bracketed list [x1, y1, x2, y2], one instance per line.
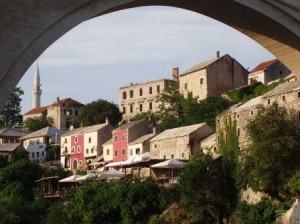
[33, 62, 40, 86]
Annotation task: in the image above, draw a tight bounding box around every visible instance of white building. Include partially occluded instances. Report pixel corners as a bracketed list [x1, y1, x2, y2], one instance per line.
[20, 127, 66, 163]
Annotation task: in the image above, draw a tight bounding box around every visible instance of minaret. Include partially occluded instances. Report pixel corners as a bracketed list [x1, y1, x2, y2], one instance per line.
[31, 63, 42, 108]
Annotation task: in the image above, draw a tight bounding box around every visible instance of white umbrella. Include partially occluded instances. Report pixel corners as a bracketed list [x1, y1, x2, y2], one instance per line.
[151, 159, 186, 169]
[59, 174, 82, 183]
[99, 168, 125, 179]
[76, 173, 97, 181]
[151, 159, 186, 180]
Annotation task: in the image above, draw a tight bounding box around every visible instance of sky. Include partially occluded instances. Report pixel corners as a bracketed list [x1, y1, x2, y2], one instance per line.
[18, 6, 274, 113]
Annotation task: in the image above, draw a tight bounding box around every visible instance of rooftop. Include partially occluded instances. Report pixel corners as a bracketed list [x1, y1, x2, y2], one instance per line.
[0, 143, 22, 152]
[201, 133, 217, 142]
[263, 80, 300, 98]
[129, 133, 155, 145]
[120, 79, 174, 89]
[114, 119, 150, 131]
[62, 123, 111, 137]
[23, 106, 48, 116]
[50, 97, 84, 107]
[102, 138, 112, 145]
[234, 96, 263, 111]
[151, 123, 207, 141]
[250, 59, 277, 74]
[20, 126, 66, 140]
[0, 128, 31, 137]
[180, 55, 228, 76]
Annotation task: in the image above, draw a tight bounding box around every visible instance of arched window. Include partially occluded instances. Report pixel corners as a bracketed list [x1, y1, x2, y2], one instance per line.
[106, 149, 110, 155]
[73, 159, 78, 169]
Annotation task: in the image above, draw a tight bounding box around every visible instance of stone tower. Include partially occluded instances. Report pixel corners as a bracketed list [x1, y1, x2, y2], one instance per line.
[31, 63, 42, 108]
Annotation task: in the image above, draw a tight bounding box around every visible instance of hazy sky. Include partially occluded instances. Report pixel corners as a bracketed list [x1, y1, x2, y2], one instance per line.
[18, 6, 274, 113]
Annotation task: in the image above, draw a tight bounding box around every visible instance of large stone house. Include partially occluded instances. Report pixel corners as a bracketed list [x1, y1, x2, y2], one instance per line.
[20, 126, 66, 163]
[0, 143, 27, 162]
[179, 52, 248, 100]
[248, 59, 291, 85]
[23, 97, 84, 131]
[112, 119, 153, 162]
[60, 122, 113, 170]
[0, 128, 30, 144]
[119, 68, 179, 120]
[150, 123, 214, 160]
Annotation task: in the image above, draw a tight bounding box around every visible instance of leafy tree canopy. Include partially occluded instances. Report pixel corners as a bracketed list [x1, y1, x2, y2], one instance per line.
[23, 115, 52, 131]
[74, 99, 122, 127]
[0, 87, 24, 128]
[242, 103, 300, 199]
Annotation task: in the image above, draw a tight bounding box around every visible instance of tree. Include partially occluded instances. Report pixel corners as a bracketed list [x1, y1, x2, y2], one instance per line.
[0, 87, 24, 128]
[179, 153, 237, 223]
[243, 103, 300, 199]
[74, 99, 122, 127]
[23, 115, 52, 131]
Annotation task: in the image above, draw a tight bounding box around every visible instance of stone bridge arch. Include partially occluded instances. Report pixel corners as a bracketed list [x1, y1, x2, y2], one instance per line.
[0, 0, 299, 110]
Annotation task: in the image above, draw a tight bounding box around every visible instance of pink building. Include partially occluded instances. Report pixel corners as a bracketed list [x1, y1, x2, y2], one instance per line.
[112, 119, 153, 162]
[70, 134, 84, 170]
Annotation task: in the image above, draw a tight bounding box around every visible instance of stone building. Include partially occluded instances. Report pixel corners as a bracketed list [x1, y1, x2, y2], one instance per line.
[20, 126, 66, 163]
[216, 96, 263, 149]
[179, 52, 248, 100]
[0, 128, 30, 144]
[248, 59, 291, 85]
[23, 97, 84, 131]
[0, 143, 27, 162]
[200, 133, 219, 158]
[119, 68, 179, 120]
[128, 133, 155, 158]
[150, 123, 214, 160]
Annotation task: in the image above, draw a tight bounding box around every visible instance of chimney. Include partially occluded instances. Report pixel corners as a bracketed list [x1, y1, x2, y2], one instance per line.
[105, 117, 109, 124]
[57, 97, 60, 103]
[172, 67, 179, 82]
[216, 51, 220, 59]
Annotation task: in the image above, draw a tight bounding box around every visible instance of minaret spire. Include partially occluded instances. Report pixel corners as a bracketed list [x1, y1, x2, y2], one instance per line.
[32, 62, 42, 108]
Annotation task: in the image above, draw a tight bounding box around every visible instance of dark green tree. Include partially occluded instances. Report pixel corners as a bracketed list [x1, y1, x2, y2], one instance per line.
[243, 103, 300, 199]
[179, 153, 237, 223]
[74, 99, 122, 127]
[23, 115, 52, 131]
[0, 87, 24, 128]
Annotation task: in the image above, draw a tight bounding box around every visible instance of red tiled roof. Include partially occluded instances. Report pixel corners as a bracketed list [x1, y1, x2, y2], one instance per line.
[23, 106, 48, 116]
[50, 98, 84, 107]
[250, 59, 277, 74]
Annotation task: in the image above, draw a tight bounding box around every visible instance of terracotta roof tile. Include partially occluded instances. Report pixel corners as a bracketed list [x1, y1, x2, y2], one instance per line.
[250, 59, 277, 74]
[23, 106, 48, 116]
[51, 98, 84, 107]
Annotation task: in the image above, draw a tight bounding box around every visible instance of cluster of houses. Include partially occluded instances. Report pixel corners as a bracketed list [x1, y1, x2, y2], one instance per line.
[0, 52, 296, 181]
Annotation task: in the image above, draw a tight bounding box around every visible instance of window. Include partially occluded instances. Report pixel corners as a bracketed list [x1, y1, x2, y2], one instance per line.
[64, 147, 67, 154]
[130, 149, 133, 156]
[163, 155, 166, 160]
[213, 147, 217, 152]
[182, 153, 185, 158]
[184, 83, 188, 90]
[171, 154, 174, 159]
[71, 146, 75, 153]
[154, 144, 157, 148]
[250, 110, 254, 116]
[37, 139, 40, 145]
[37, 152, 40, 158]
[237, 113, 240, 119]
[114, 135, 118, 142]
[77, 146, 81, 153]
[130, 90, 134, 98]
[136, 148, 140, 155]
[32, 153, 34, 158]
[267, 99, 271, 105]
[139, 104, 143, 112]
[139, 88, 143, 96]
[64, 109, 72, 115]
[86, 148, 89, 154]
[200, 78, 204, 84]
[106, 149, 110, 155]
[75, 136, 78, 143]
[79, 160, 82, 166]
[122, 149, 125, 155]
[297, 111, 300, 122]
[122, 134, 126, 141]
[157, 85, 160, 93]
[42, 151, 44, 157]
[149, 102, 152, 110]
[66, 121, 71, 129]
[123, 107, 126, 114]
[122, 91, 127, 99]
[91, 148, 94, 153]
[237, 127, 240, 136]
[88, 137, 91, 143]
[149, 87, 152, 94]
[64, 138, 67, 143]
[115, 151, 118, 156]
[74, 109, 79, 116]
[282, 95, 286, 102]
[130, 105, 133, 113]
[298, 92, 300, 99]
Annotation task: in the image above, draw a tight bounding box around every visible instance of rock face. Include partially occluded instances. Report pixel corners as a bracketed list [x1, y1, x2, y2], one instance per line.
[277, 199, 300, 224]
[160, 203, 200, 224]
